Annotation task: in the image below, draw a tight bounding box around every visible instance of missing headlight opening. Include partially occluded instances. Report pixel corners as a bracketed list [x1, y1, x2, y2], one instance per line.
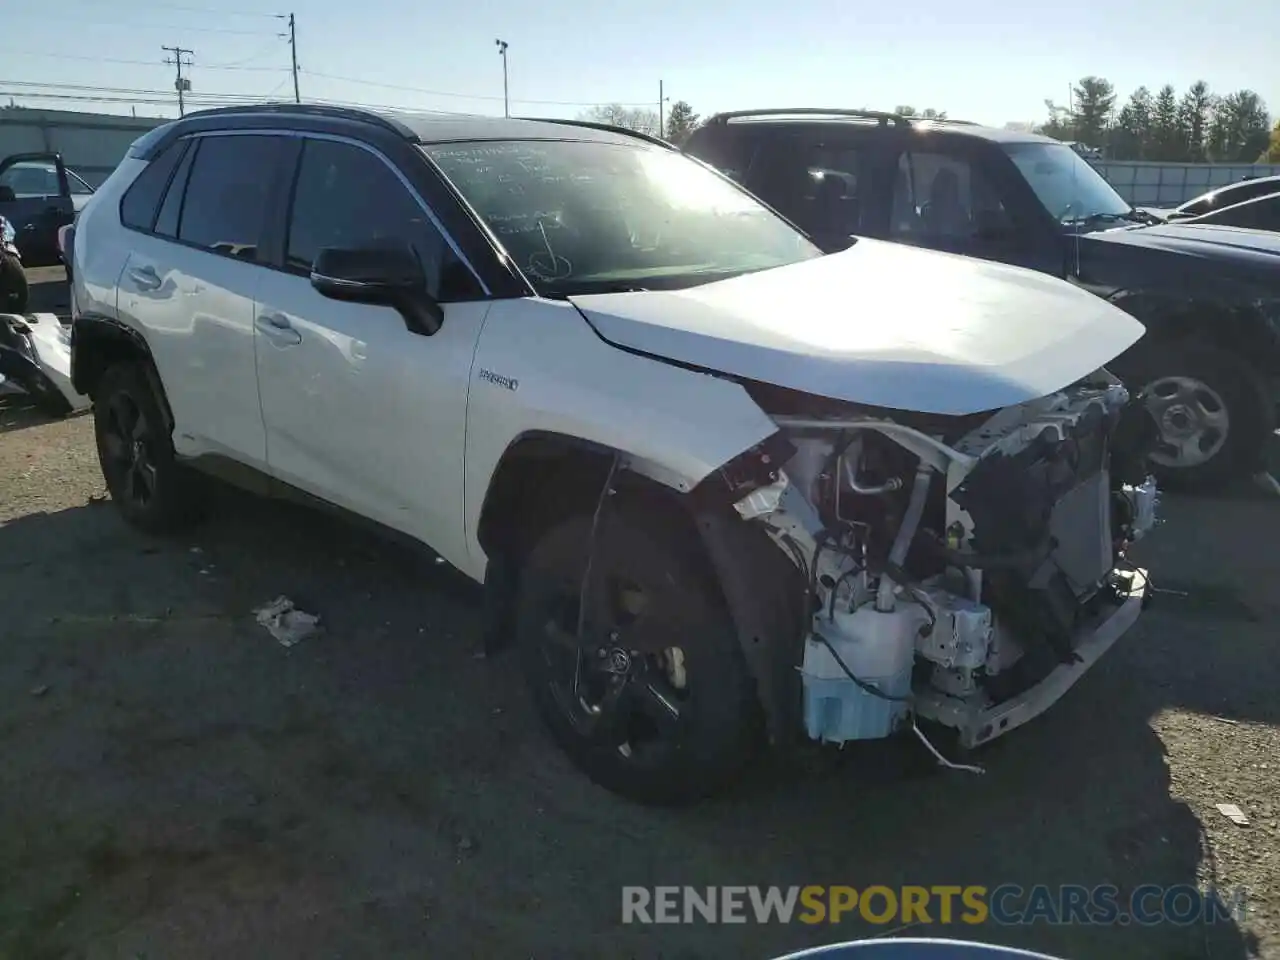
[735, 372, 1159, 759]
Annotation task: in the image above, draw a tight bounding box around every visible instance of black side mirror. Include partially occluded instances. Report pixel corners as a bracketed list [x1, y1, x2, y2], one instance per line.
[311, 240, 443, 335]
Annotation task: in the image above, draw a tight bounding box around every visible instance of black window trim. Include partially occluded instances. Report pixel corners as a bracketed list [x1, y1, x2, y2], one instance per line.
[118, 126, 495, 298]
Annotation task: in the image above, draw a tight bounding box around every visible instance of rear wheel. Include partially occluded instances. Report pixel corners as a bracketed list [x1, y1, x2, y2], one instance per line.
[94, 362, 202, 534]
[515, 507, 759, 804]
[1129, 342, 1273, 492]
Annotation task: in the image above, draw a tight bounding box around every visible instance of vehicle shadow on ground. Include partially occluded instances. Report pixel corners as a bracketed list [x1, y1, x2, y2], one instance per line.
[0, 393, 85, 436]
[0, 482, 1267, 960]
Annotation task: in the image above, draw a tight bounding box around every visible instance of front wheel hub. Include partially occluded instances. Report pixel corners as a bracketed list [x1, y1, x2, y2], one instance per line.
[1144, 375, 1229, 468]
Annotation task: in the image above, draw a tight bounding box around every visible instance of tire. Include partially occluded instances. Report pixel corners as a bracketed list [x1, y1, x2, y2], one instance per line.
[0, 254, 28, 313]
[93, 362, 203, 534]
[515, 507, 759, 805]
[1126, 341, 1274, 493]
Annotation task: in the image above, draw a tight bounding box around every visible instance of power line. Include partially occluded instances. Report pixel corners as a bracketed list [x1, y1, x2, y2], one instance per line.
[63, 0, 282, 16]
[301, 69, 654, 108]
[0, 79, 264, 98]
[0, 48, 289, 71]
[6, 10, 278, 36]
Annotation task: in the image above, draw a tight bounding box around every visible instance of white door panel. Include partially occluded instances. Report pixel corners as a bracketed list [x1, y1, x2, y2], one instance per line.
[116, 235, 266, 467]
[254, 269, 488, 567]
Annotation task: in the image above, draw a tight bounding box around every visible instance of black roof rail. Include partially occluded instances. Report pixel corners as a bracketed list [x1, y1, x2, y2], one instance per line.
[912, 116, 980, 127]
[176, 102, 420, 140]
[707, 107, 910, 127]
[514, 116, 675, 149]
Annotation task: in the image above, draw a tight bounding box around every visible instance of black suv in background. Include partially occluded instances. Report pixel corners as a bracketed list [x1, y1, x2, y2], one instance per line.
[684, 109, 1280, 490]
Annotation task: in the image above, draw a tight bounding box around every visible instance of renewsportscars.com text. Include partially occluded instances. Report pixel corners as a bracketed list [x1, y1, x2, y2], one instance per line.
[621, 884, 1247, 927]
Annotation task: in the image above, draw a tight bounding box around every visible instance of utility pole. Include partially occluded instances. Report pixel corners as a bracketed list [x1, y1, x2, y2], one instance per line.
[658, 80, 666, 139]
[162, 45, 194, 117]
[287, 13, 300, 103]
[495, 39, 509, 117]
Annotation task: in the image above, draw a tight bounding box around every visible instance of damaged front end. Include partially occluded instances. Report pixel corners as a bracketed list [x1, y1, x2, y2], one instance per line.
[0, 312, 88, 417]
[707, 370, 1161, 750]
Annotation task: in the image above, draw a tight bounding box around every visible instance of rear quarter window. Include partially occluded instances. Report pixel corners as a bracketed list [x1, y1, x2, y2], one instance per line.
[119, 140, 188, 232]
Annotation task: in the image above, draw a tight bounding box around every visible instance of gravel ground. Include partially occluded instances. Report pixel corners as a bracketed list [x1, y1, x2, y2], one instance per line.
[0, 269, 1277, 959]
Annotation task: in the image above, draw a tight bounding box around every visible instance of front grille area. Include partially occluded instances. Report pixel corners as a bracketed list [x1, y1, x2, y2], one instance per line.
[950, 402, 1118, 666]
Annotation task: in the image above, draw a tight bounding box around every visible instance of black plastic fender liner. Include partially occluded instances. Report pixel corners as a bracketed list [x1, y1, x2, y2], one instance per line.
[692, 503, 808, 747]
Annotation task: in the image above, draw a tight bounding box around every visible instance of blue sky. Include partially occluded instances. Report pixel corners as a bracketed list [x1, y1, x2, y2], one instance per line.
[3, 0, 1278, 126]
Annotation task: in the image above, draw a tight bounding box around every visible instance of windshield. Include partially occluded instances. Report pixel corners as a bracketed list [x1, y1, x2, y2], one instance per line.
[1004, 142, 1131, 224]
[424, 139, 822, 295]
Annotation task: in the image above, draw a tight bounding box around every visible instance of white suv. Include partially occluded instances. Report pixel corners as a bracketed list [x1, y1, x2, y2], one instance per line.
[69, 105, 1160, 804]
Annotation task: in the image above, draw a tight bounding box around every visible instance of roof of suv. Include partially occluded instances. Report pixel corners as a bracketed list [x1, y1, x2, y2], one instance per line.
[140, 103, 671, 151]
[701, 108, 1057, 145]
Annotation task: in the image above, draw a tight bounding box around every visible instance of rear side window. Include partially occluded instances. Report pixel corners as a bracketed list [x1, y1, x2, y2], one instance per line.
[177, 134, 284, 260]
[750, 138, 862, 239]
[120, 140, 188, 231]
[890, 151, 1012, 241]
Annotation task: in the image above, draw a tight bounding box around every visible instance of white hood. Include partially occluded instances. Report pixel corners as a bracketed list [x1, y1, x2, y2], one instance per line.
[570, 239, 1146, 416]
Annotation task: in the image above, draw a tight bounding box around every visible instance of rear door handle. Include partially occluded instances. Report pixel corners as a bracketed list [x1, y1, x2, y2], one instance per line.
[127, 265, 161, 291]
[255, 312, 302, 346]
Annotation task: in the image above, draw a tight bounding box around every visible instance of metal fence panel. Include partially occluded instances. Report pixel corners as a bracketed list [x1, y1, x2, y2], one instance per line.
[1093, 161, 1280, 207]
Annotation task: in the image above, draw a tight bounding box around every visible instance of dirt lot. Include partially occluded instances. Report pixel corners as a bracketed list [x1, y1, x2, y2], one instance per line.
[2, 269, 1278, 959]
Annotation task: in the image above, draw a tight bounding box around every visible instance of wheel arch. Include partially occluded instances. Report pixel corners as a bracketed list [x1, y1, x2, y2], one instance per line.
[1107, 288, 1280, 378]
[476, 429, 807, 747]
[71, 314, 174, 428]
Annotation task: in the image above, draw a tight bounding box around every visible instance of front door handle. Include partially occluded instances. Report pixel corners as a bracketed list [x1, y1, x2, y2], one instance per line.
[127, 265, 161, 291]
[255, 313, 302, 346]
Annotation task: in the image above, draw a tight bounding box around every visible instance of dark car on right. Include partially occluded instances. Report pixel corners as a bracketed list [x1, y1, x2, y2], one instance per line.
[1175, 189, 1280, 234]
[1164, 173, 1280, 223]
[683, 110, 1280, 491]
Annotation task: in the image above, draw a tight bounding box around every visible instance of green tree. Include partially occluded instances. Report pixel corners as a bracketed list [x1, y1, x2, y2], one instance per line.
[894, 105, 947, 120]
[1112, 86, 1153, 159]
[1178, 80, 1214, 161]
[1263, 120, 1280, 162]
[664, 100, 700, 145]
[1207, 90, 1271, 161]
[1037, 99, 1074, 140]
[578, 103, 661, 137]
[1150, 84, 1185, 160]
[1069, 76, 1116, 148]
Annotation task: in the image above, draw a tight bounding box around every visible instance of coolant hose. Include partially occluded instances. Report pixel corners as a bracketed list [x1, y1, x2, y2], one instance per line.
[875, 465, 932, 612]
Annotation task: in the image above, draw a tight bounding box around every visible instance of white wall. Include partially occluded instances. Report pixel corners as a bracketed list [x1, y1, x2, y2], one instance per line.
[0, 108, 166, 186]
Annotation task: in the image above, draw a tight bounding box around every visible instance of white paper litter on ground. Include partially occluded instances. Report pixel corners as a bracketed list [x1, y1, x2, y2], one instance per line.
[253, 595, 320, 647]
[1215, 803, 1249, 826]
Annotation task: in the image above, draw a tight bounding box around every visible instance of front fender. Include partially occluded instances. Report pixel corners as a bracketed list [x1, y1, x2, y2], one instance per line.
[462, 297, 779, 579]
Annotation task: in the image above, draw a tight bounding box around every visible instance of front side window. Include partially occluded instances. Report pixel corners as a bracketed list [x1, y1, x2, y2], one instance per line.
[425, 139, 820, 295]
[1004, 141, 1131, 224]
[286, 138, 479, 300]
[0, 161, 60, 198]
[177, 134, 283, 260]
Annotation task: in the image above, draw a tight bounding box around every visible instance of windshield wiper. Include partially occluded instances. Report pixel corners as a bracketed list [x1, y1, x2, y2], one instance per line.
[1065, 210, 1157, 227]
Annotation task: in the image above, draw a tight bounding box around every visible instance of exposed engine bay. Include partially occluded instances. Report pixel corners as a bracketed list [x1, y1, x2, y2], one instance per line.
[728, 368, 1160, 749]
